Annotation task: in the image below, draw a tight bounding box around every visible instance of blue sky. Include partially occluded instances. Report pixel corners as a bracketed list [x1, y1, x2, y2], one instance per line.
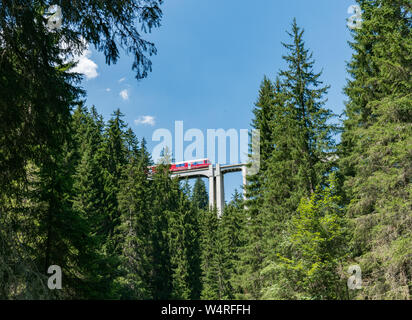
[75, 0, 357, 202]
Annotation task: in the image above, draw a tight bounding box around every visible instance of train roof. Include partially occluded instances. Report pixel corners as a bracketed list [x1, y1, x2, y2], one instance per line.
[148, 159, 210, 167]
[172, 159, 209, 165]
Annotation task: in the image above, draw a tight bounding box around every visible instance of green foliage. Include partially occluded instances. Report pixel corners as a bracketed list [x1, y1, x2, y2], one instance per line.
[0, 0, 163, 299]
[340, 0, 412, 300]
[199, 207, 221, 299]
[169, 191, 202, 299]
[219, 191, 246, 299]
[199, 192, 245, 300]
[262, 178, 349, 299]
[239, 77, 281, 299]
[192, 178, 209, 211]
[238, 19, 339, 300]
[1, 1, 410, 300]
[116, 147, 153, 299]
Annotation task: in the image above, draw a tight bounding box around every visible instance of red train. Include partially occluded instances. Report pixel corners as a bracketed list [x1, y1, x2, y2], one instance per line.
[148, 158, 211, 174]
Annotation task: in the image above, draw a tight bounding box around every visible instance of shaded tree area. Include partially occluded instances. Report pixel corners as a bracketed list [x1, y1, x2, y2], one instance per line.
[227, 3, 410, 300]
[1, 104, 206, 299]
[1, 0, 410, 301]
[1, 0, 164, 298]
[339, 0, 412, 299]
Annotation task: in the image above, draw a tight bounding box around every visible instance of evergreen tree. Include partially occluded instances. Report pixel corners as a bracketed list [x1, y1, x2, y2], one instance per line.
[169, 190, 202, 299]
[149, 163, 176, 299]
[237, 77, 280, 299]
[200, 207, 221, 299]
[0, 0, 163, 189]
[1, 0, 163, 296]
[192, 178, 209, 211]
[71, 106, 117, 298]
[0, 162, 57, 299]
[262, 177, 349, 300]
[219, 190, 246, 299]
[34, 125, 96, 299]
[116, 143, 153, 299]
[340, 0, 412, 299]
[259, 19, 337, 298]
[101, 109, 128, 240]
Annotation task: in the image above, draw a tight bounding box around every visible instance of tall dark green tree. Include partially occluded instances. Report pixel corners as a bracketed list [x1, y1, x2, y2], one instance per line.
[0, 0, 163, 187]
[70, 105, 116, 298]
[149, 163, 176, 299]
[116, 142, 153, 299]
[199, 207, 221, 299]
[219, 190, 246, 299]
[191, 178, 208, 211]
[237, 76, 281, 299]
[259, 19, 337, 299]
[169, 190, 202, 299]
[101, 109, 127, 240]
[263, 177, 349, 299]
[340, 0, 412, 299]
[1, 0, 163, 299]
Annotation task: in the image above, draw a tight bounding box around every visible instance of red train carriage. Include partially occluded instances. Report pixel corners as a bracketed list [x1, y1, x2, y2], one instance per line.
[170, 158, 211, 171]
[148, 159, 211, 174]
[187, 158, 211, 170]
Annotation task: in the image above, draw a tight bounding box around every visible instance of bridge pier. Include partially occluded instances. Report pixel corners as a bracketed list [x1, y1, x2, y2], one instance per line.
[170, 163, 247, 217]
[208, 165, 215, 210]
[242, 165, 247, 200]
[215, 164, 224, 218]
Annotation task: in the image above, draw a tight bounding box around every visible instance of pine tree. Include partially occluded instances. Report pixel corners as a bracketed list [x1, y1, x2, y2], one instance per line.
[169, 189, 202, 299]
[149, 163, 177, 299]
[116, 142, 153, 299]
[101, 109, 128, 241]
[0, 161, 57, 299]
[70, 106, 118, 298]
[34, 124, 100, 299]
[1, 0, 163, 297]
[340, 0, 412, 299]
[192, 178, 209, 211]
[259, 19, 337, 298]
[219, 190, 246, 299]
[263, 177, 349, 300]
[0, 0, 163, 189]
[237, 77, 280, 299]
[199, 207, 219, 299]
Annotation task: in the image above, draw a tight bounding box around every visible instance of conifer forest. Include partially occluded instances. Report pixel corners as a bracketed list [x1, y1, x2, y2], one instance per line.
[0, 0, 411, 300]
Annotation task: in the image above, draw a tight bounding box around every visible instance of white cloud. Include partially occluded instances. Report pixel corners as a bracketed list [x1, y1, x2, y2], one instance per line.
[118, 77, 126, 83]
[134, 116, 156, 126]
[119, 89, 129, 100]
[70, 45, 99, 80]
[105, 88, 111, 92]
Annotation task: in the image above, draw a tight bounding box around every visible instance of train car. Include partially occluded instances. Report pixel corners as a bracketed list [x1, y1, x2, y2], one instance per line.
[170, 161, 188, 171]
[187, 158, 211, 170]
[148, 159, 211, 174]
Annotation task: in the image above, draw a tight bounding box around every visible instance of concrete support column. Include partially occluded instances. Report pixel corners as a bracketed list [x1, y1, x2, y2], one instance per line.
[215, 164, 224, 218]
[241, 165, 247, 200]
[208, 164, 215, 210]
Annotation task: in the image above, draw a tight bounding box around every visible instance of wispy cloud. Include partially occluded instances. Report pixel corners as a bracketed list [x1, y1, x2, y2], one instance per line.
[105, 88, 111, 92]
[134, 115, 156, 126]
[70, 45, 99, 80]
[119, 89, 129, 101]
[118, 77, 126, 83]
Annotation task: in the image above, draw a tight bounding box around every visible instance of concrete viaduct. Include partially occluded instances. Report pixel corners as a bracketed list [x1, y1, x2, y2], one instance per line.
[171, 163, 247, 217]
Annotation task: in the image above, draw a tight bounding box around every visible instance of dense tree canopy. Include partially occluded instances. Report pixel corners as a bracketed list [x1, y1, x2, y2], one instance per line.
[0, 0, 410, 300]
